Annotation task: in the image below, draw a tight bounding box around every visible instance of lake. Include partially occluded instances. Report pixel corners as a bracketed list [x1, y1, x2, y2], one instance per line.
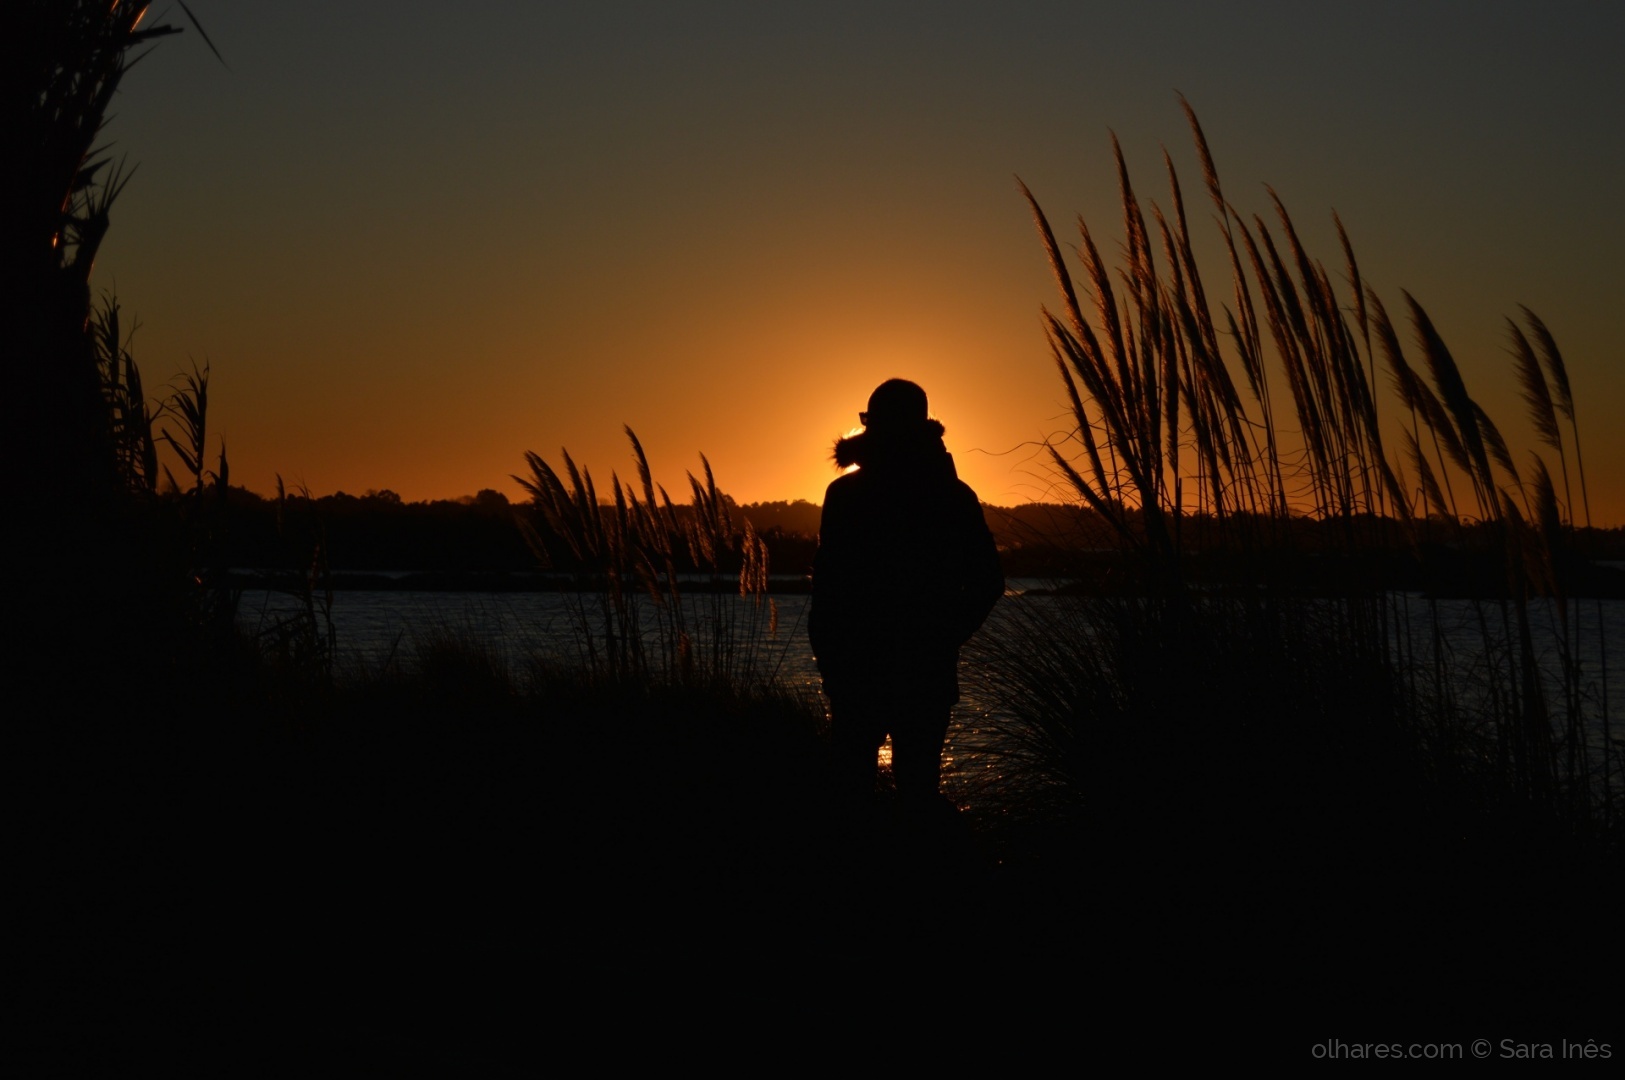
[235, 584, 1622, 789]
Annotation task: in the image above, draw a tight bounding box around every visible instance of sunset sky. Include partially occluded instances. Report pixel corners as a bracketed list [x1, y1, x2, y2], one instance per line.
[96, 2, 1624, 521]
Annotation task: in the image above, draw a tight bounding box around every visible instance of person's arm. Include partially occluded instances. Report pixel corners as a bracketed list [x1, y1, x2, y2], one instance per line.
[808, 481, 851, 666]
[952, 490, 1004, 646]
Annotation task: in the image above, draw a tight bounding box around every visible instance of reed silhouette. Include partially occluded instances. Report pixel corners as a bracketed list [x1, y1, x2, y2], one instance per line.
[515, 427, 780, 689]
[1003, 99, 1615, 844]
[967, 99, 1622, 1029]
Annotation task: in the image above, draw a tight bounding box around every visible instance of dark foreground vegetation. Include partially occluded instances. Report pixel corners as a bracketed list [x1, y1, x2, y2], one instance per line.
[16, 5, 1620, 1064]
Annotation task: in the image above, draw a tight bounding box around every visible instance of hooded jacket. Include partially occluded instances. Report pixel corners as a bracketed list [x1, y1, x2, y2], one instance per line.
[809, 421, 1004, 708]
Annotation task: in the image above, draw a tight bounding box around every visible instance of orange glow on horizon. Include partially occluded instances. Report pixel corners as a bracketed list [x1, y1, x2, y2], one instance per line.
[93, 8, 1625, 525]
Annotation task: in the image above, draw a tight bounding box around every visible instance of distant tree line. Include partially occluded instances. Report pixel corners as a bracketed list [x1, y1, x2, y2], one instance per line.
[211, 488, 825, 580]
[204, 487, 1625, 594]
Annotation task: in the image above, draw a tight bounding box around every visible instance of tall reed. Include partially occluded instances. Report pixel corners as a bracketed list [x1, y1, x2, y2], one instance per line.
[17, 3, 198, 508]
[16, 4, 240, 724]
[516, 429, 779, 690]
[1008, 99, 1615, 850]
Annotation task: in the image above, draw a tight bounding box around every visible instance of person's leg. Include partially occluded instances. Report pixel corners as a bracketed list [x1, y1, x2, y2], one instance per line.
[828, 696, 886, 801]
[888, 704, 950, 802]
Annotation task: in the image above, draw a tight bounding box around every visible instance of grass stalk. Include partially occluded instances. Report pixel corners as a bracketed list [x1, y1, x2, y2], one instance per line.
[1008, 100, 1616, 854]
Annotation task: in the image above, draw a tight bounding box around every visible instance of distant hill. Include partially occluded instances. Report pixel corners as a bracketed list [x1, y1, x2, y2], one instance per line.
[204, 486, 1625, 593]
[735, 500, 822, 538]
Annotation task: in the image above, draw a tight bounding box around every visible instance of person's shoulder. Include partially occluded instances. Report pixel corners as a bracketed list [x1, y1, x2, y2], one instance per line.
[950, 478, 986, 506]
[825, 474, 864, 500]
[826, 469, 873, 496]
[820, 471, 865, 513]
[947, 481, 995, 529]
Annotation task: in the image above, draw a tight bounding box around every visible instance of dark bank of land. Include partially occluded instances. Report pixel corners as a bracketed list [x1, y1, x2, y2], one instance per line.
[209, 485, 1625, 596]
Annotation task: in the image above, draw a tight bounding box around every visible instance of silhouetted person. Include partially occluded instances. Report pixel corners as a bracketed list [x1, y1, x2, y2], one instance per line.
[810, 379, 1004, 808]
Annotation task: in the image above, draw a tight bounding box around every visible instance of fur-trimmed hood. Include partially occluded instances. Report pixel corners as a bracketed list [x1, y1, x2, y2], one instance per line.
[831, 420, 955, 478]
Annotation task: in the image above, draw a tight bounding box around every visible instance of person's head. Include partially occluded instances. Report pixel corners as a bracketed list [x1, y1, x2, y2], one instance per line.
[859, 379, 930, 432]
[833, 377, 946, 469]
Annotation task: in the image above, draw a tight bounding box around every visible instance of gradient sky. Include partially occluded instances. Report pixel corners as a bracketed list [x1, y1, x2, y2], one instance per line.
[96, 1, 1624, 521]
